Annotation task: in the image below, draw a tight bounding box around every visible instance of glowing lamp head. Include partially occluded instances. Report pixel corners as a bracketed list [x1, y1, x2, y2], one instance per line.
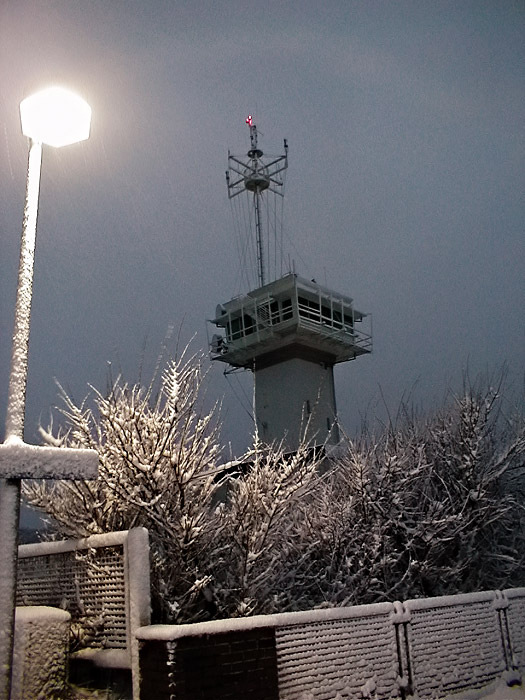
[20, 87, 91, 147]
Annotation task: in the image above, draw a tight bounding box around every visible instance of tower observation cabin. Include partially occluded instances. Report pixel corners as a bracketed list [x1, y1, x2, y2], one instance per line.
[209, 117, 372, 450]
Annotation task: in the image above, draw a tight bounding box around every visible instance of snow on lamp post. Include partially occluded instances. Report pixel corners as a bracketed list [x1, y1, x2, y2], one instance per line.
[0, 87, 98, 699]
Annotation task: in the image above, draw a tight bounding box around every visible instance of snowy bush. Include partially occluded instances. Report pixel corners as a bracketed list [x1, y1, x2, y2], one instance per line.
[275, 374, 525, 608]
[23, 348, 224, 622]
[25, 363, 524, 621]
[210, 439, 322, 617]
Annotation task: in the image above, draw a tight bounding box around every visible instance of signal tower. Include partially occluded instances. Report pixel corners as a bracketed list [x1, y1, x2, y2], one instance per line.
[210, 117, 372, 450]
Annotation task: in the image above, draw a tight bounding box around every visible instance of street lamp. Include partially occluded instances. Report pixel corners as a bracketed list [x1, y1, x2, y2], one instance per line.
[20, 86, 91, 147]
[5, 87, 91, 439]
[0, 87, 97, 699]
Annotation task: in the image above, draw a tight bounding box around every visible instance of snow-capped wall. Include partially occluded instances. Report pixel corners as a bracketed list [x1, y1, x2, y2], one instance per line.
[11, 606, 71, 700]
[137, 588, 524, 700]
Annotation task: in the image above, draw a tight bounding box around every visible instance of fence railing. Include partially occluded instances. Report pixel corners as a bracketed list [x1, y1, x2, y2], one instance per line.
[17, 528, 150, 700]
[136, 587, 524, 700]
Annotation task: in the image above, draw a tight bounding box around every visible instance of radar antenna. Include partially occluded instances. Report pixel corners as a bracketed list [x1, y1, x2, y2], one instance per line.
[226, 116, 288, 287]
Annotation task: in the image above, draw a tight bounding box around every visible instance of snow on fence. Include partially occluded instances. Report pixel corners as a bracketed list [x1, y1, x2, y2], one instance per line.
[13, 528, 525, 700]
[275, 602, 399, 700]
[136, 589, 524, 700]
[16, 527, 150, 700]
[403, 591, 520, 699]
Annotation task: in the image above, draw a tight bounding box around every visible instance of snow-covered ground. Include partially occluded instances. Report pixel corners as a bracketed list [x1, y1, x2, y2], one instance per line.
[473, 686, 525, 700]
[445, 682, 525, 700]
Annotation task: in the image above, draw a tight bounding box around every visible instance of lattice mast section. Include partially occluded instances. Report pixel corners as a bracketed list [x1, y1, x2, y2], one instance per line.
[226, 116, 288, 287]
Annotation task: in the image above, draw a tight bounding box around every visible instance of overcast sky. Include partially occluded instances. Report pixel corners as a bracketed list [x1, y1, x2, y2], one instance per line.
[1, 0, 523, 460]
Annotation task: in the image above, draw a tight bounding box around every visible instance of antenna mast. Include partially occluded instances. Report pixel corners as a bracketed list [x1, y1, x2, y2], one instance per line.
[226, 115, 288, 287]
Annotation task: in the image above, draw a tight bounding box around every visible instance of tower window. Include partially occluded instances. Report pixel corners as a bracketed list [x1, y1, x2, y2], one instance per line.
[281, 298, 293, 320]
[270, 300, 279, 323]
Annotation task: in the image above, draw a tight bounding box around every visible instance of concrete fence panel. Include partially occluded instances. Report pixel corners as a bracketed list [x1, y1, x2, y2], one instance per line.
[137, 589, 524, 700]
[403, 591, 508, 699]
[275, 603, 399, 700]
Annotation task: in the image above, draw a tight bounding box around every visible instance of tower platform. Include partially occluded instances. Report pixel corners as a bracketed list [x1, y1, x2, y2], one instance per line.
[210, 273, 372, 370]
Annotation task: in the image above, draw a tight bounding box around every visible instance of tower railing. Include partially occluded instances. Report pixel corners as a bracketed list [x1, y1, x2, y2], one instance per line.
[295, 313, 373, 354]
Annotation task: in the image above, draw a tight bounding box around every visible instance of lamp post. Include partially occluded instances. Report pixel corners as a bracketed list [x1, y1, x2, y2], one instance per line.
[0, 87, 97, 699]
